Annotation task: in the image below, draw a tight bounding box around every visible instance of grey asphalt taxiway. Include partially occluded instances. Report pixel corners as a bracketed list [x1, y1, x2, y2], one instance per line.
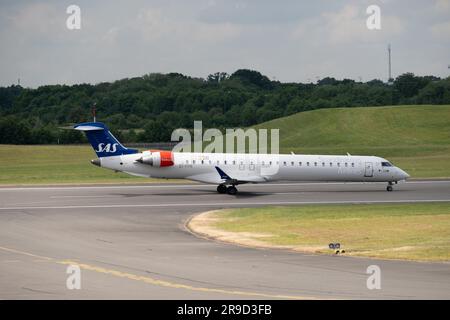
[0, 180, 449, 299]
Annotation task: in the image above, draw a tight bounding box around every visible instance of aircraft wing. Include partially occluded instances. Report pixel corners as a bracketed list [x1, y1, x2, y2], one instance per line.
[184, 166, 268, 184]
[214, 166, 267, 184]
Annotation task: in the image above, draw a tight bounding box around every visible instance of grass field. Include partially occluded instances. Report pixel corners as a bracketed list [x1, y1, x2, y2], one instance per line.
[192, 203, 450, 262]
[0, 105, 449, 184]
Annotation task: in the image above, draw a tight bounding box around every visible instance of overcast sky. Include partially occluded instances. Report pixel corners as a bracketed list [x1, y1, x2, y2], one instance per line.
[0, 0, 449, 87]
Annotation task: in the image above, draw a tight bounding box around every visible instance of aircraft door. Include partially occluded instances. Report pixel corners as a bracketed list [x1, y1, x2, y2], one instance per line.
[364, 162, 373, 177]
[239, 159, 245, 171]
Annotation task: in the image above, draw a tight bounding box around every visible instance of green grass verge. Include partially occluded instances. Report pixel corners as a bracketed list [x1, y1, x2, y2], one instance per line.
[210, 203, 450, 262]
[0, 145, 185, 185]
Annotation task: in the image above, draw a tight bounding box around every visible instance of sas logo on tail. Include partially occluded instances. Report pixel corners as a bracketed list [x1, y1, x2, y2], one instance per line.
[96, 143, 118, 153]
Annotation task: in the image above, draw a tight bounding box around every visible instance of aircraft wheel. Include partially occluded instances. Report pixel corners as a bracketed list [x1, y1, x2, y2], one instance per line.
[386, 185, 393, 192]
[217, 184, 227, 194]
[227, 186, 238, 195]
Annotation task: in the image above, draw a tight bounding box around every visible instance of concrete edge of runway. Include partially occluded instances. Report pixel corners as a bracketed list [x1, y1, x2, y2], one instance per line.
[183, 207, 450, 266]
[182, 211, 319, 259]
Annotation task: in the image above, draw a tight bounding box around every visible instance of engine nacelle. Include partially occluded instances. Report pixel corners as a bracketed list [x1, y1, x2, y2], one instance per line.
[137, 150, 174, 167]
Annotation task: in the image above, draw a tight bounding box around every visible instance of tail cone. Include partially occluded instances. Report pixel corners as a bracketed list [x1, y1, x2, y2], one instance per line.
[91, 159, 101, 167]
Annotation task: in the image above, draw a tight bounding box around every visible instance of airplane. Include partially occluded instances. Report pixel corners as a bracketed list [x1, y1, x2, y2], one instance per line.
[74, 121, 410, 194]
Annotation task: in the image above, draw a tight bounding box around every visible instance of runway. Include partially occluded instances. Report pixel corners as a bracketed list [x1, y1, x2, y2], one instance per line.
[0, 180, 449, 299]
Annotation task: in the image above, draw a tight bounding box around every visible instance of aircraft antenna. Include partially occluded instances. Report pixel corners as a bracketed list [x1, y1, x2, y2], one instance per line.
[388, 44, 392, 82]
[92, 103, 97, 122]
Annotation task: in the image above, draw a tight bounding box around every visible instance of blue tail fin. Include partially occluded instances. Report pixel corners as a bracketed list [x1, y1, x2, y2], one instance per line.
[74, 122, 138, 158]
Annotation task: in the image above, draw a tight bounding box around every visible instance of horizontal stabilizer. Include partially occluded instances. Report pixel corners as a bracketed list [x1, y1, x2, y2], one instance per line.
[74, 122, 107, 131]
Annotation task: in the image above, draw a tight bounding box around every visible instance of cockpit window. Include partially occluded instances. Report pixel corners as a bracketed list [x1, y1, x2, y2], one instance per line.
[381, 162, 393, 167]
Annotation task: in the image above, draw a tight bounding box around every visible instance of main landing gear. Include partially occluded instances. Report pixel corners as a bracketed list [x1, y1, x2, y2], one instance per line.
[386, 181, 397, 192]
[217, 184, 238, 195]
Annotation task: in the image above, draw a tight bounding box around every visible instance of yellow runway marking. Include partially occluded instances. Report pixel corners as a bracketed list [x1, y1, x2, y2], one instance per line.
[0, 245, 318, 300]
[0, 245, 52, 261]
[58, 260, 316, 299]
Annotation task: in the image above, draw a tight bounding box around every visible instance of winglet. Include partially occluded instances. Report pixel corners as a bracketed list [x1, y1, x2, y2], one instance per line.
[215, 166, 231, 180]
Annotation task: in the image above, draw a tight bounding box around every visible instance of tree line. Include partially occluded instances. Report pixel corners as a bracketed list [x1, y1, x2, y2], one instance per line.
[0, 69, 449, 144]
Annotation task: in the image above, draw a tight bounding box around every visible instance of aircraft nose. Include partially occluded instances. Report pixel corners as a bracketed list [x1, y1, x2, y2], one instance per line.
[398, 168, 410, 180]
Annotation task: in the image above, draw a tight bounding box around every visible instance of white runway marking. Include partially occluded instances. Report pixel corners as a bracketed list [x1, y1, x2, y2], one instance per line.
[0, 180, 448, 191]
[0, 199, 449, 211]
[50, 195, 116, 199]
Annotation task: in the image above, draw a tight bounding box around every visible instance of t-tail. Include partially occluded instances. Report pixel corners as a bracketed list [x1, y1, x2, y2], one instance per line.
[74, 122, 138, 159]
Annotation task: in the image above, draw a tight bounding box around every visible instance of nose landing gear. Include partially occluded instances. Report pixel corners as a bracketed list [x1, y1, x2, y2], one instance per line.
[386, 181, 395, 192]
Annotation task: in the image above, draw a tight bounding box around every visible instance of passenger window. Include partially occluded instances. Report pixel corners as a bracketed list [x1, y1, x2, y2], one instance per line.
[345, 163, 348, 167]
[314, 162, 317, 166]
[322, 162, 325, 167]
[291, 162, 294, 166]
[307, 162, 310, 166]
[193, 160, 196, 164]
[299, 162, 302, 166]
[351, 163, 354, 167]
[330, 162, 332, 167]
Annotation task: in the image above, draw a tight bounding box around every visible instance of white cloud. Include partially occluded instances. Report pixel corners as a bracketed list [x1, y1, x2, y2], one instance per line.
[135, 8, 169, 41]
[291, 4, 404, 45]
[0, 1, 447, 87]
[10, 3, 60, 33]
[2, 2, 72, 47]
[430, 21, 450, 40]
[102, 26, 120, 44]
[131, 7, 241, 44]
[323, 5, 366, 44]
[434, 0, 450, 12]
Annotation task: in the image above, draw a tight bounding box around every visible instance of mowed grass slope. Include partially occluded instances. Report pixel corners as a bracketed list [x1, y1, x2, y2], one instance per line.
[254, 105, 450, 178]
[201, 203, 450, 262]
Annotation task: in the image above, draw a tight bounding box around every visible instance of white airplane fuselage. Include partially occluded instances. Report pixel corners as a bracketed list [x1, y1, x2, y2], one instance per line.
[98, 152, 409, 185]
[75, 121, 409, 194]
